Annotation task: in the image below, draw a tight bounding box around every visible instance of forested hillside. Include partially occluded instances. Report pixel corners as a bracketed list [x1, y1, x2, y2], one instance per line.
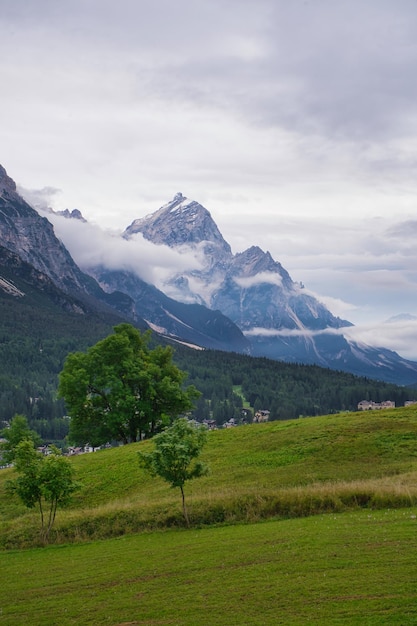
[173, 345, 416, 424]
[0, 284, 123, 440]
[1, 279, 416, 444]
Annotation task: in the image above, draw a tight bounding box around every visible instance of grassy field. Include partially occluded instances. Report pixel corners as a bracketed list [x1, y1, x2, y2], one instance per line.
[1, 407, 417, 548]
[1, 509, 417, 625]
[1, 407, 417, 624]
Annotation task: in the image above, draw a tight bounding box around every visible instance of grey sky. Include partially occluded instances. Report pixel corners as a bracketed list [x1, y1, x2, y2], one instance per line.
[1, 1, 417, 359]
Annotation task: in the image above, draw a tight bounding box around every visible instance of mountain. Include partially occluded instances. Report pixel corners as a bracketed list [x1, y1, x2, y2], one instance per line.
[124, 193, 231, 256]
[0, 165, 248, 354]
[90, 265, 250, 352]
[386, 313, 417, 323]
[122, 193, 350, 329]
[0, 164, 138, 319]
[122, 193, 417, 385]
[2, 161, 417, 385]
[0, 244, 90, 314]
[1, 165, 90, 294]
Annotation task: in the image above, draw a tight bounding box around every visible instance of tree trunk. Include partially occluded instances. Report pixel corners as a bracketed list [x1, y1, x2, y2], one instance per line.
[180, 485, 190, 527]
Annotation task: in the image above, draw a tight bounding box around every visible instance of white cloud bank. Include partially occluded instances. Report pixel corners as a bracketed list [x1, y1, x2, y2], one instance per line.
[343, 318, 417, 361]
[234, 272, 283, 289]
[244, 317, 417, 362]
[38, 210, 202, 290]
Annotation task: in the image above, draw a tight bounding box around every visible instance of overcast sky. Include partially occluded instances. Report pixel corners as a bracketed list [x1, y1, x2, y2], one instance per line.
[2, 0, 417, 359]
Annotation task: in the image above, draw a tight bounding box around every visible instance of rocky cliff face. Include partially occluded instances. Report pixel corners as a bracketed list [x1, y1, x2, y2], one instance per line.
[91, 265, 250, 353]
[124, 192, 232, 261]
[0, 165, 141, 320]
[0, 165, 91, 293]
[0, 244, 88, 314]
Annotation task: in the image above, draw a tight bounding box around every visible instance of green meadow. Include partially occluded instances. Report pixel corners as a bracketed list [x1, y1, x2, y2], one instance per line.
[1, 407, 417, 624]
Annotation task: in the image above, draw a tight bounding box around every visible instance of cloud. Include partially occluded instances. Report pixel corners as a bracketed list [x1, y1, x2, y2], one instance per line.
[17, 185, 62, 209]
[244, 327, 342, 338]
[300, 289, 359, 321]
[4, 0, 417, 227]
[37, 209, 202, 289]
[234, 271, 283, 289]
[244, 317, 417, 362]
[386, 220, 417, 239]
[343, 319, 417, 361]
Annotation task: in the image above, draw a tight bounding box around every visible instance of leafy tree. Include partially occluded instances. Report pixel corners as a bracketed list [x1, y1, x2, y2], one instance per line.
[138, 418, 209, 526]
[58, 324, 200, 446]
[7, 439, 79, 542]
[0, 414, 42, 465]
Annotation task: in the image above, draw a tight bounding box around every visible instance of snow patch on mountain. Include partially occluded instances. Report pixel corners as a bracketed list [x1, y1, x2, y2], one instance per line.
[0, 276, 25, 297]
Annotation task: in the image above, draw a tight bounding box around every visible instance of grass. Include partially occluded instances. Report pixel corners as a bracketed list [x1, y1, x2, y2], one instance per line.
[1, 508, 417, 624]
[1, 407, 417, 548]
[2, 407, 417, 624]
[233, 384, 252, 409]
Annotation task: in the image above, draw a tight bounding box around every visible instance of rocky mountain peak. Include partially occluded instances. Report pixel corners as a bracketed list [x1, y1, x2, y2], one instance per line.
[0, 164, 17, 194]
[231, 246, 291, 280]
[55, 208, 87, 222]
[121, 192, 352, 344]
[0, 172, 97, 294]
[123, 193, 232, 256]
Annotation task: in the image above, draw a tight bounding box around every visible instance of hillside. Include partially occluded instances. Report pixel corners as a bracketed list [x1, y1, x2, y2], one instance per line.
[1, 274, 416, 436]
[1, 406, 417, 549]
[1, 162, 416, 437]
[172, 346, 417, 423]
[0, 250, 134, 437]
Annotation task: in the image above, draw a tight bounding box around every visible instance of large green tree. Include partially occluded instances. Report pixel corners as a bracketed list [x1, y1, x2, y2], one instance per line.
[58, 324, 200, 446]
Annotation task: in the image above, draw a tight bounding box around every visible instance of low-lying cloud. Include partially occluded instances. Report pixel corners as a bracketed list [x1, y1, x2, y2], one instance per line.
[234, 271, 283, 289]
[37, 209, 202, 289]
[343, 317, 417, 361]
[244, 317, 417, 361]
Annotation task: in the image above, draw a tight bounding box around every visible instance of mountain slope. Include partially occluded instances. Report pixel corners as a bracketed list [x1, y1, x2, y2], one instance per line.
[122, 193, 417, 384]
[0, 165, 140, 320]
[0, 244, 138, 431]
[92, 265, 250, 352]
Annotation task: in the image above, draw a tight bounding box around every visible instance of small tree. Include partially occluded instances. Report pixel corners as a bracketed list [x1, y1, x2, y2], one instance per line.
[0, 414, 41, 465]
[7, 440, 79, 542]
[138, 418, 209, 527]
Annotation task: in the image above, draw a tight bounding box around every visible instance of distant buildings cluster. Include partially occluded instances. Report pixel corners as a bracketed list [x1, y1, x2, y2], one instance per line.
[201, 409, 271, 430]
[357, 400, 396, 411]
[358, 399, 417, 411]
[253, 410, 270, 423]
